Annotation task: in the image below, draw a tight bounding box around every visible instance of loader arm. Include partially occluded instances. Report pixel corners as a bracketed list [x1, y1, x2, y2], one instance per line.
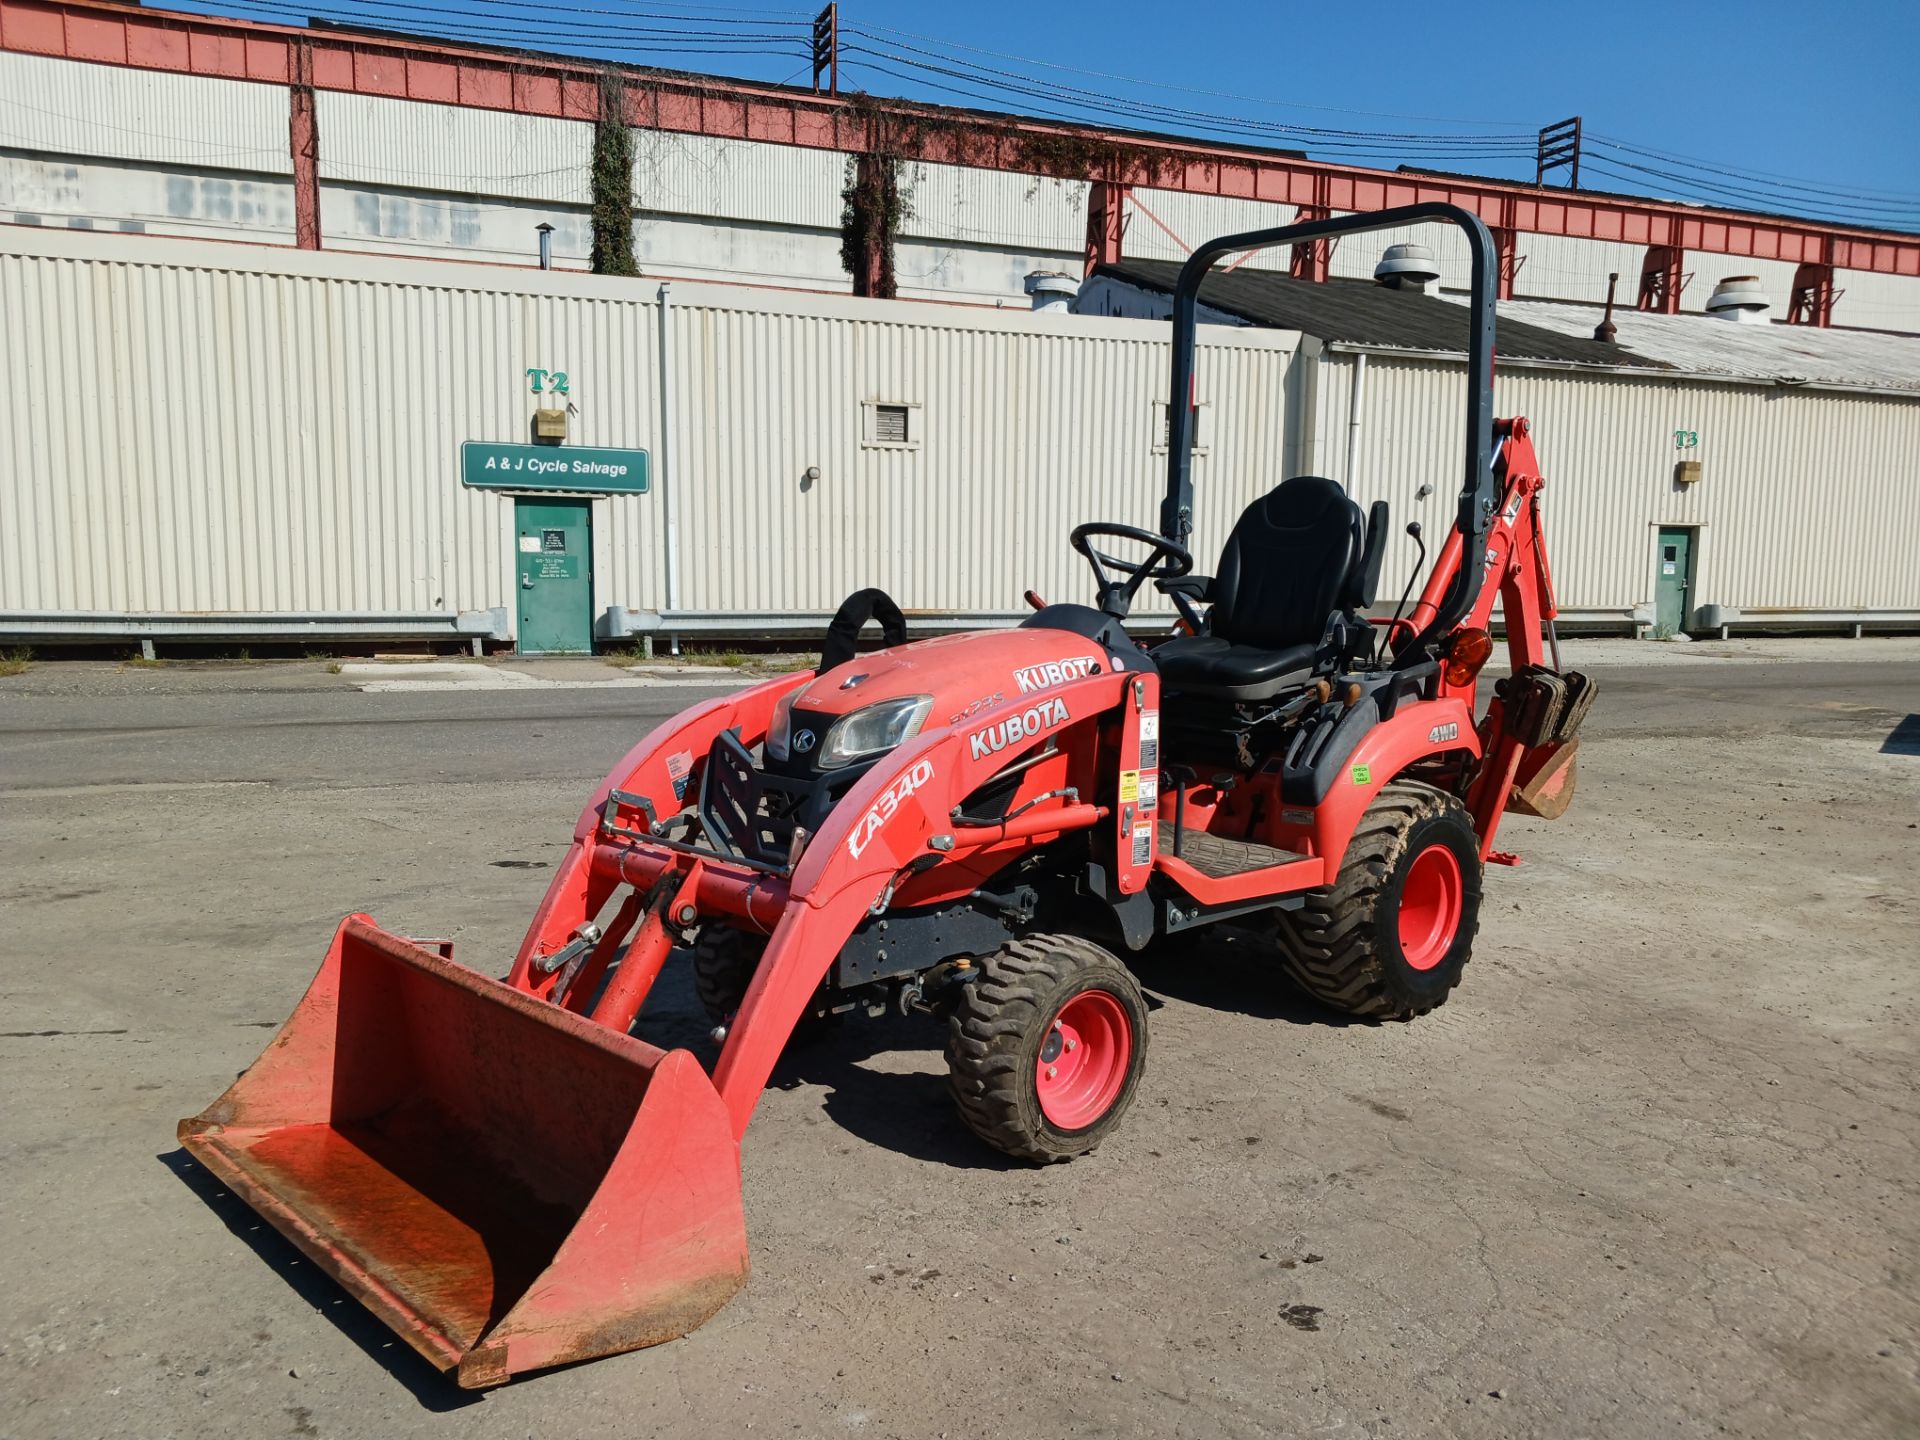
[580, 665, 1142, 1140]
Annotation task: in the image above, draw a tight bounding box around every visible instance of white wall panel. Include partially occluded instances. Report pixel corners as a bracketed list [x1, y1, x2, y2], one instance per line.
[1128, 188, 1295, 269]
[1515, 233, 1647, 305]
[2, 151, 297, 242]
[656, 290, 1298, 612]
[633, 129, 846, 230]
[901, 164, 1084, 252]
[0, 50, 289, 173]
[319, 92, 591, 204]
[0, 227, 1300, 632]
[1835, 266, 1920, 331]
[1312, 352, 1920, 616]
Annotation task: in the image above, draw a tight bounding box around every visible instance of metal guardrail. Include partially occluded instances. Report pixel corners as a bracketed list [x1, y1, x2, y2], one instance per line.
[0, 608, 510, 658]
[1693, 605, 1920, 639]
[600, 604, 1672, 653]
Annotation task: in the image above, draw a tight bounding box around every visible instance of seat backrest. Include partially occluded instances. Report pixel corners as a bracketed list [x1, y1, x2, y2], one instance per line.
[1349, 499, 1390, 610]
[1211, 476, 1365, 650]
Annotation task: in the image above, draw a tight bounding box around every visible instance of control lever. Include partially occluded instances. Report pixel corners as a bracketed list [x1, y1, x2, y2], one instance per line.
[1387, 521, 1427, 640]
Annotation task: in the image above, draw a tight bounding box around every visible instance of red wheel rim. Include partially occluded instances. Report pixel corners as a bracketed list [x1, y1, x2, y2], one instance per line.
[1036, 989, 1132, 1130]
[1398, 842, 1463, 972]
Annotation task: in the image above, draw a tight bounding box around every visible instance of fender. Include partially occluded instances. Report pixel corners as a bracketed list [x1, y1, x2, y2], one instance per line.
[713, 668, 1132, 1138]
[1309, 696, 1481, 868]
[508, 671, 813, 992]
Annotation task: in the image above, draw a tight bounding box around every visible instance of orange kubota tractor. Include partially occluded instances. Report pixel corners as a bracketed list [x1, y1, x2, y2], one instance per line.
[181, 204, 1593, 1386]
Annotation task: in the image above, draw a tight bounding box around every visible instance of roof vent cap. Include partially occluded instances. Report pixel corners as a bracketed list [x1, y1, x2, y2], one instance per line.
[1024, 270, 1079, 312]
[1374, 242, 1440, 291]
[1705, 275, 1771, 323]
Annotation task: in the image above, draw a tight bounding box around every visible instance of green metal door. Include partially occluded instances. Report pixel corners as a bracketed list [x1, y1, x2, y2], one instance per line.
[1655, 527, 1693, 637]
[515, 498, 593, 654]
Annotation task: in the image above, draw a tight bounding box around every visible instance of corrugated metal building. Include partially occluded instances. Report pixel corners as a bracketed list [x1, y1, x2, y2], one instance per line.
[0, 226, 1307, 650]
[1081, 260, 1920, 635]
[6, 221, 1916, 650]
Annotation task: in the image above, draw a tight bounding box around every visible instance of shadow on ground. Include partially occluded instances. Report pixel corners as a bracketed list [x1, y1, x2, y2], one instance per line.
[156, 1148, 485, 1413]
[1128, 926, 1363, 1028]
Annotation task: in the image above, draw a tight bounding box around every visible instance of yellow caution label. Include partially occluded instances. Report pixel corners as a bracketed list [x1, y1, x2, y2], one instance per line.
[1351, 764, 1372, 785]
[1119, 769, 1140, 802]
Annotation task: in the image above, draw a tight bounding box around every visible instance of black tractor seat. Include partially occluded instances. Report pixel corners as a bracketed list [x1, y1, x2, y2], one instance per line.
[1153, 475, 1387, 701]
[1145, 634, 1316, 694]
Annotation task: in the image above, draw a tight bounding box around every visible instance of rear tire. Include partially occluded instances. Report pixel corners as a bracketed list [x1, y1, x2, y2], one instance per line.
[946, 934, 1149, 1163]
[1275, 780, 1482, 1020]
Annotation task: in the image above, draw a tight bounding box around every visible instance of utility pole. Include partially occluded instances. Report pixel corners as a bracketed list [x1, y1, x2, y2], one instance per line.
[812, 4, 838, 96]
[1535, 117, 1582, 189]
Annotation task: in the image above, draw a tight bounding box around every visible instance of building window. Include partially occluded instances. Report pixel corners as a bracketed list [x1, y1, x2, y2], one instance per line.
[862, 401, 921, 449]
[1152, 400, 1211, 454]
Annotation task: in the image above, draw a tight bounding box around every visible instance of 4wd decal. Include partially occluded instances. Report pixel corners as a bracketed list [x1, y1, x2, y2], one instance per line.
[846, 758, 936, 860]
[969, 697, 1070, 761]
[1013, 656, 1099, 695]
[1428, 721, 1460, 744]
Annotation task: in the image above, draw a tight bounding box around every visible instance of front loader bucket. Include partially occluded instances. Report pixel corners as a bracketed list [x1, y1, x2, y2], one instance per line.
[178, 916, 748, 1388]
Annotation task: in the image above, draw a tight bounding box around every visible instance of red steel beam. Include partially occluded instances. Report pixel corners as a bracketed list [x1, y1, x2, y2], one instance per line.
[5, 0, 1918, 279]
[288, 38, 319, 248]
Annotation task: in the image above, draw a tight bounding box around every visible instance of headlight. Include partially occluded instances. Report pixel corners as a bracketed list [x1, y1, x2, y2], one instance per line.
[764, 687, 800, 761]
[818, 695, 933, 769]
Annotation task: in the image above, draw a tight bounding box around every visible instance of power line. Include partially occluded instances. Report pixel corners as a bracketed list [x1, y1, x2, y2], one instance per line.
[1582, 131, 1920, 203]
[848, 17, 1532, 129]
[840, 57, 1533, 168]
[1581, 156, 1920, 227]
[843, 32, 1536, 148]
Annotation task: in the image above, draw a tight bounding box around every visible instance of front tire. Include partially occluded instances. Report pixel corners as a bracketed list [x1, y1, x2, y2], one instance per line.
[946, 934, 1149, 1163]
[690, 924, 765, 1024]
[1275, 780, 1483, 1020]
[692, 924, 834, 1042]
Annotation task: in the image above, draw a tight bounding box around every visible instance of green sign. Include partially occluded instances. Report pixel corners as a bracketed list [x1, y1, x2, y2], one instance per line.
[461, 442, 650, 494]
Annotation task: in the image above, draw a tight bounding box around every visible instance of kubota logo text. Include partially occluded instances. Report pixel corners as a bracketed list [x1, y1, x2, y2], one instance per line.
[969, 697, 1070, 761]
[846, 758, 935, 860]
[1013, 656, 1098, 694]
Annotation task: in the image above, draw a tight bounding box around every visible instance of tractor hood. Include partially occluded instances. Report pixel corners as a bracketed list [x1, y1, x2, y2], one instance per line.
[793, 627, 1129, 723]
[767, 620, 1148, 777]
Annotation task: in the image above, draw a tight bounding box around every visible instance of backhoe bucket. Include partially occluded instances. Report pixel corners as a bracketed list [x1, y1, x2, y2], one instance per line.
[178, 916, 748, 1388]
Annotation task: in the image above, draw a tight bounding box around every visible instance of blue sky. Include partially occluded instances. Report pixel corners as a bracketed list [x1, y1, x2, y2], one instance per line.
[849, 1, 1916, 188]
[192, 0, 1920, 229]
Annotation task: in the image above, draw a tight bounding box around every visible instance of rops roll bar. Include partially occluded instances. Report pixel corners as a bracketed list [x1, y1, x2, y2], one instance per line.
[1161, 202, 1498, 661]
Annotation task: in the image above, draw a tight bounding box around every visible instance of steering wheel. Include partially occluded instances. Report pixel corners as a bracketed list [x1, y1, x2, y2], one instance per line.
[1070, 522, 1194, 619]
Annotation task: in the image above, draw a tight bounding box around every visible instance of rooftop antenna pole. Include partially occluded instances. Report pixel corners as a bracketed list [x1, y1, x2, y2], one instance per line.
[1594, 271, 1619, 342]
